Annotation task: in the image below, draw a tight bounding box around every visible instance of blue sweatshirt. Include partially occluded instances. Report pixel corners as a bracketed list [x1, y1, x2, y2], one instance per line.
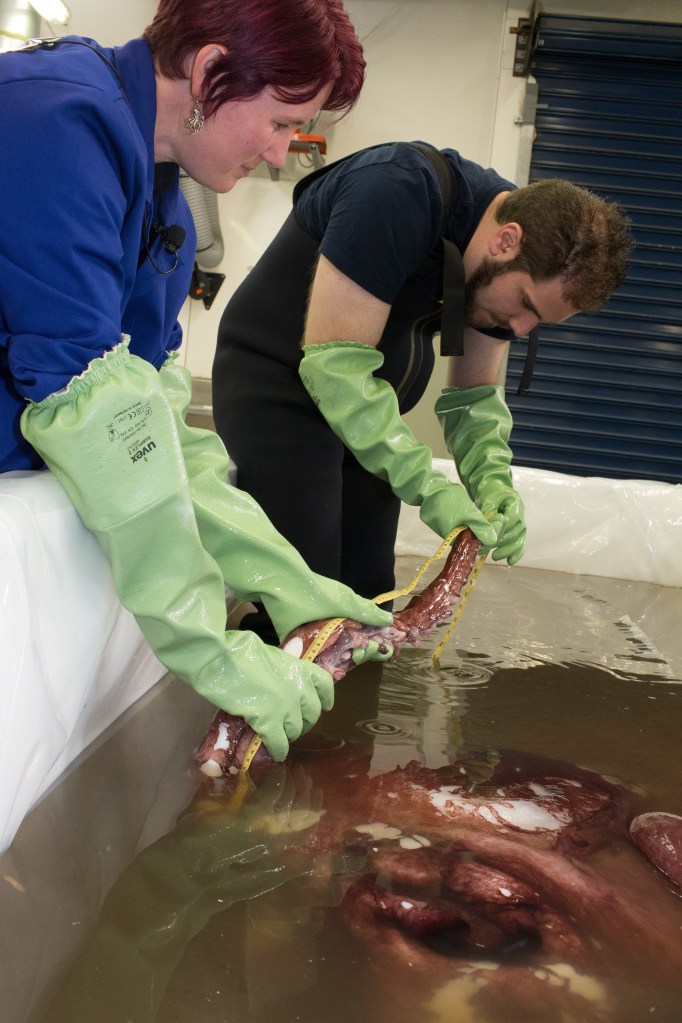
[0, 36, 195, 471]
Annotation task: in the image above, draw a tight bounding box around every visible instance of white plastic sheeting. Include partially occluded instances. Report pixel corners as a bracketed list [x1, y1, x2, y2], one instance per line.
[0, 471, 166, 852]
[397, 460, 682, 588]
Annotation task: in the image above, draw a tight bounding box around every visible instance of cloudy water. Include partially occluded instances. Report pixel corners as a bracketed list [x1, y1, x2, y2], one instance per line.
[2, 561, 681, 1023]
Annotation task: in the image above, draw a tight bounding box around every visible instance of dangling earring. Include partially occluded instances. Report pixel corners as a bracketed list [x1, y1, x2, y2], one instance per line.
[187, 98, 205, 135]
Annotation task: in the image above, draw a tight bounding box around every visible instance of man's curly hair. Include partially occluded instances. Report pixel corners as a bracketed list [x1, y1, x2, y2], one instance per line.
[496, 179, 634, 311]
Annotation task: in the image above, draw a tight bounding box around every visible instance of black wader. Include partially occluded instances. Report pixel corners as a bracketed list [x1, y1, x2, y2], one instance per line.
[213, 210, 441, 642]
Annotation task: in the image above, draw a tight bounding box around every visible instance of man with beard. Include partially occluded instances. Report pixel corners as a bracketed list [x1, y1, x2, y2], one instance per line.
[213, 142, 632, 641]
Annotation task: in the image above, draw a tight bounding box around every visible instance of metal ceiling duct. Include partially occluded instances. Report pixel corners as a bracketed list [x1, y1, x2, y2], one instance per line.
[0, 0, 40, 51]
[0, 0, 70, 52]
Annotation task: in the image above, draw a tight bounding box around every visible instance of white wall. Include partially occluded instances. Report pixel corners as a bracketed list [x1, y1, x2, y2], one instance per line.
[52, 0, 682, 447]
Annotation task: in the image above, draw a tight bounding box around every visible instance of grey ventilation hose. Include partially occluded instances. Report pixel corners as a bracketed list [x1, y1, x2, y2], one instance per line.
[179, 170, 224, 268]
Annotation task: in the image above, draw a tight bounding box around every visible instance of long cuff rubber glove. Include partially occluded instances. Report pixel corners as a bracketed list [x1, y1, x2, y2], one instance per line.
[298, 342, 498, 548]
[157, 355, 392, 640]
[20, 341, 352, 761]
[435, 384, 526, 565]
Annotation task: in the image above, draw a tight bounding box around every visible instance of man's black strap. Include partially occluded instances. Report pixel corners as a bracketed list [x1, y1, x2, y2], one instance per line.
[407, 143, 465, 359]
[517, 326, 539, 396]
[408, 143, 540, 392]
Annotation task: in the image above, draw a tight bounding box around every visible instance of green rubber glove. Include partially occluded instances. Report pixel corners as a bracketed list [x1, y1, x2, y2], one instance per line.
[298, 342, 498, 547]
[20, 340, 374, 761]
[158, 355, 393, 640]
[435, 385, 526, 565]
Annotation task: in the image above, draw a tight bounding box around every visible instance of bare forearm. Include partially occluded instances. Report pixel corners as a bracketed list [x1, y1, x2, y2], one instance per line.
[446, 326, 509, 388]
[302, 254, 391, 346]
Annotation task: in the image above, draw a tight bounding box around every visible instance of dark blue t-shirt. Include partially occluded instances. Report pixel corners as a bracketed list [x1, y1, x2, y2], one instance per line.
[295, 141, 515, 305]
[0, 36, 195, 471]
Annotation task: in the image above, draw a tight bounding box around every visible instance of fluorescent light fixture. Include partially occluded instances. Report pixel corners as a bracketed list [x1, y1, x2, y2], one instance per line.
[28, 0, 70, 24]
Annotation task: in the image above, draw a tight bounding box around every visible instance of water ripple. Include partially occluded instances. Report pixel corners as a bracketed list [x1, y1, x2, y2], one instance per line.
[355, 719, 411, 741]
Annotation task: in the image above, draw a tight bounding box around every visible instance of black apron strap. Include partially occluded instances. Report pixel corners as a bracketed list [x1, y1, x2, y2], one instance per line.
[406, 143, 465, 358]
[409, 144, 541, 389]
[439, 238, 466, 357]
[517, 326, 540, 396]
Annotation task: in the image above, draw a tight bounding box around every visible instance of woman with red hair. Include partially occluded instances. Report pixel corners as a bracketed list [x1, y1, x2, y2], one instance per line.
[0, 0, 392, 764]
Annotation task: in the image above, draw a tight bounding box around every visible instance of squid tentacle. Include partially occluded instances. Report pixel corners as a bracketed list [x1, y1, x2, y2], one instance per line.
[196, 528, 481, 776]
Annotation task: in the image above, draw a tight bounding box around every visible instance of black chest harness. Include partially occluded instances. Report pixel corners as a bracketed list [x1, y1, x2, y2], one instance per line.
[293, 141, 538, 395]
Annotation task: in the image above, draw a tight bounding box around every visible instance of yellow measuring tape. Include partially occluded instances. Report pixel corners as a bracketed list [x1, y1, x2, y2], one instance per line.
[370, 525, 467, 607]
[235, 615, 347, 782]
[371, 524, 485, 668]
[430, 549, 485, 668]
[235, 526, 484, 782]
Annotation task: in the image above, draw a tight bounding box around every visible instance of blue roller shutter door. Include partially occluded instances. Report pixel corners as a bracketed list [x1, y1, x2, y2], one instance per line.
[505, 15, 682, 484]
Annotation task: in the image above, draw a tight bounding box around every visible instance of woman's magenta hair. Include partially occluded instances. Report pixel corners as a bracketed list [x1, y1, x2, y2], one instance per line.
[143, 0, 365, 118]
